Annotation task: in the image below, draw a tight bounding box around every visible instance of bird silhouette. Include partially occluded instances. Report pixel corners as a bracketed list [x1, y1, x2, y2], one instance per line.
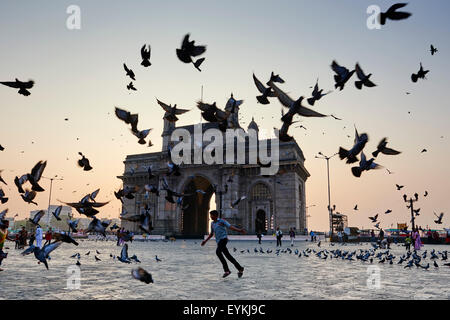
[379, 3, 412, 25]
[354, 63, 376, 90]
[331, 60, 355, 91]
[140, 44, 151, 67]
[411, 63, 429, 83]
[0, 79, 35, 96]
[176, 33, 206, 71]
[123, 63, 136, 80]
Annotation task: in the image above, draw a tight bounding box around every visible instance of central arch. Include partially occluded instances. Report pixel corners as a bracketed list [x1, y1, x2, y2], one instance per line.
[255, 209, 267, 233]
[181, 175, 215, 237]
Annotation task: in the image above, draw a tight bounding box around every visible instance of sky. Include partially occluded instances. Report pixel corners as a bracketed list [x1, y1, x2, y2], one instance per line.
[0, 0, 449, 232]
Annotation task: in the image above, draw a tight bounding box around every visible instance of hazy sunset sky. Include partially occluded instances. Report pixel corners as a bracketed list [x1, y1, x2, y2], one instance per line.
[0, 0, 449, 232]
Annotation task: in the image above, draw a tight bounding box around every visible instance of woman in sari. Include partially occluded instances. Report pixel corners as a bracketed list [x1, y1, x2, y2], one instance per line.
[412, 227, 423, 250]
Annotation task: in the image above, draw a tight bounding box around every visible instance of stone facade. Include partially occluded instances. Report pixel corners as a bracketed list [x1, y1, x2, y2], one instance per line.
[118, 118, 309, 237]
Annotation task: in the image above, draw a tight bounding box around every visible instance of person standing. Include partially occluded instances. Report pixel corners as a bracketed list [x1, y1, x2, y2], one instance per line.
[256, 230, 262, 245]
[44, 227, 53, 246]
[0, 220, 14, 271]
[201, 210, 246, 278]
[412, 227, 423, 251]
[29, 231, 36, 246]
[405, 233, 412, 252]
[19, 226, 28, 248]
[276, 227, 283, 247]
[310, 230, 315, 242]
[35, 225, 43, 249]
[289, 228, 295, 247]
[379, 228, 385, 241]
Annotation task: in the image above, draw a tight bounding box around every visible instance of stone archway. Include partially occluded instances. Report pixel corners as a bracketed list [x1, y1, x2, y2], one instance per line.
[181, 175, 215, 237]
[255, 209, 266, 233]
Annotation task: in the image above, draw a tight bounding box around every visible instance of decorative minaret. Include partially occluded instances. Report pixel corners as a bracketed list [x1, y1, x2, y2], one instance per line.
[162, 112, 175, 152]
[225, 93, 241, 129]
[247, 117, 259, 137]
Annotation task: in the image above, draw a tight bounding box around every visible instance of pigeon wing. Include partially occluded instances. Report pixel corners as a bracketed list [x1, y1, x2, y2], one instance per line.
[268, 81, 294, 108]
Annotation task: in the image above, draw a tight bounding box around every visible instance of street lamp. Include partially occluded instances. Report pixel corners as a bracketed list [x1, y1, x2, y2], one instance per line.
[315, 152, 338, 240]
[42, 175, 64, 225]
[215, 184, 228, 219]
[305, 204, 316, 233]
[403, 192, 419, 231]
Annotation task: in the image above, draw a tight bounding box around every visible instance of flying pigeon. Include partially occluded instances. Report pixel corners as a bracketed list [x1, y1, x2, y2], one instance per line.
[0, 79, 35, 96]
[331, 60, 355, 91]
[354, 63, 376, 90]
[253, 73, 276, 104]
[372, 138, 401, 157]
[379, 3, 412, 25]
[176, 33, 206, 71]
[140, 44, 151, 67]
[132, 267, 153, 284]
[339, 126, 368, 164]
[411, 63, 429, 83]
[123, 63, 136, 81]
[77, 152, 92, 171]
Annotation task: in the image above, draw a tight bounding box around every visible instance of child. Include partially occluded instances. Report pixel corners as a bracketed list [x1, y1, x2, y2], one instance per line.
[405, 233, 412, 252]
[201, 210, 246, 278]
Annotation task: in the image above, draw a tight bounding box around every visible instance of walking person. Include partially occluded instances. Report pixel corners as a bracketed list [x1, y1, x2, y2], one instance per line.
[289, 227, 295, 247]
[201, 210, 246, 278]
[276, 227, 283, 247]
[35, 225, 43, 249]
[44, 227, 53, 246]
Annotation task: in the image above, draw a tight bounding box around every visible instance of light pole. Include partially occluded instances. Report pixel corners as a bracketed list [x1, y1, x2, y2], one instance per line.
[305, 204, 316, 234]
[315, 152, 338, 240]
[42, 175, 64, 226]
[403, 192, 419, 231]
[216, 184, 228, 219]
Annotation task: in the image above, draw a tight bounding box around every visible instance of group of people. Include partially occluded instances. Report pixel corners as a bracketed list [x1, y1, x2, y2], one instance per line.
[0, 222, 53, 271]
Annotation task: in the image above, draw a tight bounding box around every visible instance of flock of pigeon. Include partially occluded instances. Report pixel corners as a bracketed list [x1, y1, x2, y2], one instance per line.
[231, 241, 450, 270]
[0, 3, 447, 284]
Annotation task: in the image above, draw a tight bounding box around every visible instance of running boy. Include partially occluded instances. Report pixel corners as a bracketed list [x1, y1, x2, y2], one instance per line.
[201, 210, 246, 278]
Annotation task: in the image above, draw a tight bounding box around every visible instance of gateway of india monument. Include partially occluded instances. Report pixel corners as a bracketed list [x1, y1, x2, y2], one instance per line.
[118, 100, 310, 237]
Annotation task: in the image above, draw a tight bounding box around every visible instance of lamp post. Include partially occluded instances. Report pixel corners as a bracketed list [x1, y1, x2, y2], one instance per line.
[315, 152, 338, 240]
[403, 192, 419, 231]
[305, 204, 316, 234]
[42, 175, 63, 226]
[216, 184, 228, 219]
